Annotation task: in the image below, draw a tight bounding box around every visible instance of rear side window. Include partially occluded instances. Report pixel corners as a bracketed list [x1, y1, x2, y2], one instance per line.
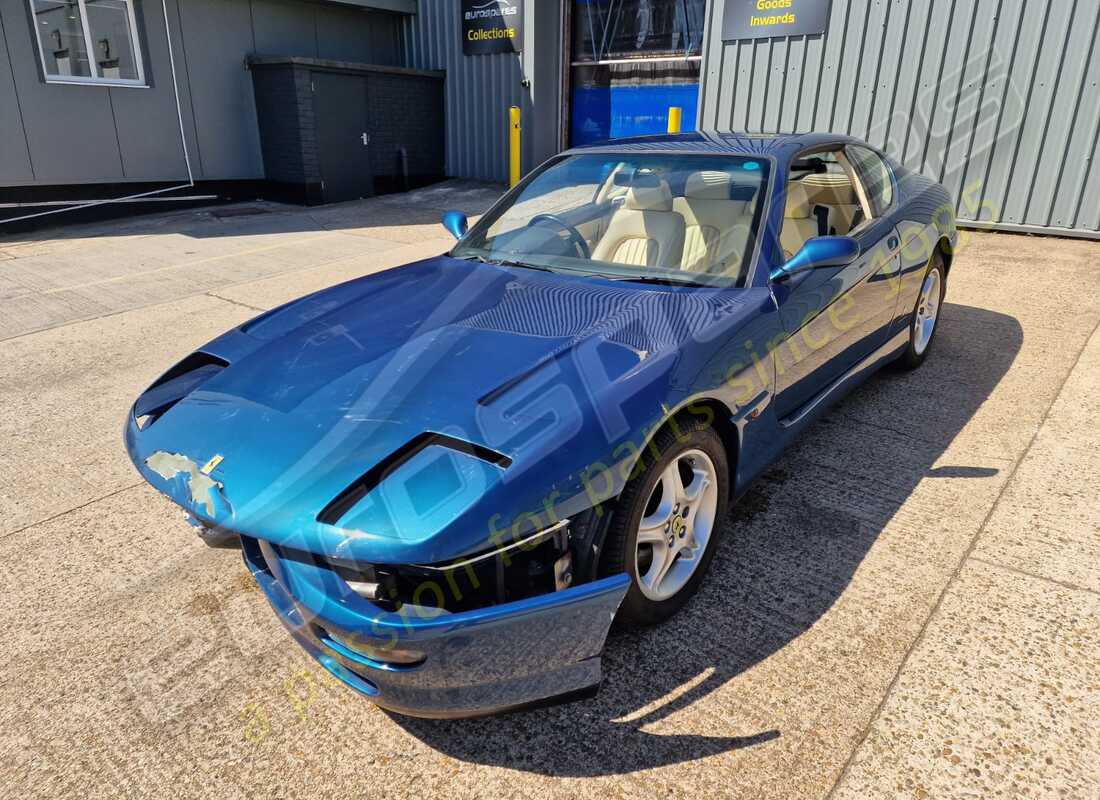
[847, 146, 894, 216]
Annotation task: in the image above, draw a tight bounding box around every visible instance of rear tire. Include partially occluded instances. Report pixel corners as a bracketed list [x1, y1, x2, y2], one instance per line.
[896, 250, 947, 370]
[601, 415, 730, 626]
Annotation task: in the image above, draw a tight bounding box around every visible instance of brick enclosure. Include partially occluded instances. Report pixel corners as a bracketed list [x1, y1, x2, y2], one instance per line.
[250, 57, 445, 204]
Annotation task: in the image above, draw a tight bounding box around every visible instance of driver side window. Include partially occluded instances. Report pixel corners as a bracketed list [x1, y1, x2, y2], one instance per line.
[779, 149, 868, 260]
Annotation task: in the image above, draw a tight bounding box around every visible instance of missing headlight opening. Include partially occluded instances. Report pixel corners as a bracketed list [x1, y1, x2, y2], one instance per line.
[326, 520, 575, 614]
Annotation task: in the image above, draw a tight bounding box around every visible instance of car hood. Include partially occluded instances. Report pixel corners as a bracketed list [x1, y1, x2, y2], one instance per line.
[126, 255, 766, 563]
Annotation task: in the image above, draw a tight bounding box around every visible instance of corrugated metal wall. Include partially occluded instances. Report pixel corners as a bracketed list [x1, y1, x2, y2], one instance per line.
[699, 0, 1100, 238]
[400, 0, 529, 182]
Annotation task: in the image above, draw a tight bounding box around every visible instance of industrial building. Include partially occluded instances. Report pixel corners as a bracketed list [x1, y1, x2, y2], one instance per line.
[1, 0, 1097, 238]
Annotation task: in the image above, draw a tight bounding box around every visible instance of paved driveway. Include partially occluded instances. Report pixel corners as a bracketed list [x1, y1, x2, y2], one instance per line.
[1, 186, 1097, 799]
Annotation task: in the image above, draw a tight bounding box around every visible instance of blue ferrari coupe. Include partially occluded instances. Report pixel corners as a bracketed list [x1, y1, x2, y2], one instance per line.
[126, 132, 957, 717]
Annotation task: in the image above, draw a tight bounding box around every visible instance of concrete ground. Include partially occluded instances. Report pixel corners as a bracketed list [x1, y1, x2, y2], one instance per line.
[0, 184, 1097, 799]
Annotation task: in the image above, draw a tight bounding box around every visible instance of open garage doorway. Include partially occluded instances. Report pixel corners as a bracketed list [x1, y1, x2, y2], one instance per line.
[567, 0, 706, 146]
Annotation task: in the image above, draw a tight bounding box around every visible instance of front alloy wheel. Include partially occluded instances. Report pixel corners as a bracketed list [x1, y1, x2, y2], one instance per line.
[635, 449, 719, 602]
[601, 415, 730, 625]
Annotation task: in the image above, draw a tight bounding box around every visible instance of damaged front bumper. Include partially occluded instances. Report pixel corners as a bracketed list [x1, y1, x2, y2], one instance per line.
[242, 536, 630, 718]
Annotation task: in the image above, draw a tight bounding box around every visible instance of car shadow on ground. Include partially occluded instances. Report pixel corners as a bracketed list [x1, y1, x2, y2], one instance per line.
[391, 302, 1023, 776]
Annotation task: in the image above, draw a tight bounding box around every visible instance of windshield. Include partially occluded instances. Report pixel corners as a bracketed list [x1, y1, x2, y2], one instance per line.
[451, 153, 770, 287]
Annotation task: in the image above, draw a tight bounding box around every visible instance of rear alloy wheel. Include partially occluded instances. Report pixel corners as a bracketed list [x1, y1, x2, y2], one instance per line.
[897, 251, 947, 370]
[601, 417, 729, 625]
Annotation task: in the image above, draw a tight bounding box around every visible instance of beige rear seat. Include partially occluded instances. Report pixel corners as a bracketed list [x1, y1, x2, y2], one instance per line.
[801, 172, 861, 234]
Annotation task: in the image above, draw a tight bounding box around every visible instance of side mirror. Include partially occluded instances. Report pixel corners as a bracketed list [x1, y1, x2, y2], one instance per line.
[441, 210, 468, 240]
[770, 236, 860, 281]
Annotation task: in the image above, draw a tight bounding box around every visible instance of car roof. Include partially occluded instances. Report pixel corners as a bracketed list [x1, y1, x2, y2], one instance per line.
[564, 130, 863, 161]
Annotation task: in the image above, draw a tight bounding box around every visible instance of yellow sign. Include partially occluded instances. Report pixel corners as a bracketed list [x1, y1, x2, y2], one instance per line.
[723, 0, 831, 40]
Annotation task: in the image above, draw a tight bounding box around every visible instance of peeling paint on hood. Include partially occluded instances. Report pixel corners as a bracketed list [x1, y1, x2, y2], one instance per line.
[146, 451, 231, 518]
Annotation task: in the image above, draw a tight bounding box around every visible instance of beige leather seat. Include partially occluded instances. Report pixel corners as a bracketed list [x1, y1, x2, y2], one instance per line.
[592, 178, 684, 268]
[780, 182, 828, 259]
[672, 171, 756, 276]
[802, 172, 861, 234]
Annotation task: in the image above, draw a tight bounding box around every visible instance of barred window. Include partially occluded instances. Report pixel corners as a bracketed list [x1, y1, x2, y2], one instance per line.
[29, 0, 146, 86]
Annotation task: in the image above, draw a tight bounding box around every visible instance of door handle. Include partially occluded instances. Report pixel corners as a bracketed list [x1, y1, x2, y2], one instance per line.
[887, 235, 899, 250]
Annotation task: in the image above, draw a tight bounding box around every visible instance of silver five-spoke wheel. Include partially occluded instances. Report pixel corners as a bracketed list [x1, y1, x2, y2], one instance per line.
[634, 449, 719, 602]
[913, 269, 941, 356]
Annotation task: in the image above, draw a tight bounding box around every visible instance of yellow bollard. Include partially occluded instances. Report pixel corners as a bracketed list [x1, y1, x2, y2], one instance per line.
[509, 105, 522, 187]
[667, 106, 683, 134]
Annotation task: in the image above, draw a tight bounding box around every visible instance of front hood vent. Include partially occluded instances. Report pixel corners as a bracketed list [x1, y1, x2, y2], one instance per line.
[317, 432, 511, 526]
[133, 352, 228, 429]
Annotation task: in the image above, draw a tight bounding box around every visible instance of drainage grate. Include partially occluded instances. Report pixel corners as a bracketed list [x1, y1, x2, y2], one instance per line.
[211, 205, 270, 219]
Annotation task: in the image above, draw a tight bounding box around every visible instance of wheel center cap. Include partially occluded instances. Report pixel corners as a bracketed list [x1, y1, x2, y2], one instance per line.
[669, 514, 686, 544]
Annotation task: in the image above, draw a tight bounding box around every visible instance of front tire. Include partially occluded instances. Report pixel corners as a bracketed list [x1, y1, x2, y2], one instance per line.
[601, 416, 730, 625]
[896, 250, 947, 370]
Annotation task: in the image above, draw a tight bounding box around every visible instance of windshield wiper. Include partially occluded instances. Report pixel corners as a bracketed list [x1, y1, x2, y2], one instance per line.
[595, 274, 716, 289]
[460, 254, 556, 273]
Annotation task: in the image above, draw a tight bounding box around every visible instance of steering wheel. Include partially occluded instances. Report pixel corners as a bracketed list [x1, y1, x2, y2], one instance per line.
[528, 213, 592, 259]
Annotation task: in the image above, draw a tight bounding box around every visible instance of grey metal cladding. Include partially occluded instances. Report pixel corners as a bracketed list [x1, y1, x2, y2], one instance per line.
[0, 0, 406, 187]
[108, 0, 191, 181]
[401, 0, 529, 183]
[699, 0, 1100, 237]
[0, 0, 124, 184]
[0, 7, 34, 183]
